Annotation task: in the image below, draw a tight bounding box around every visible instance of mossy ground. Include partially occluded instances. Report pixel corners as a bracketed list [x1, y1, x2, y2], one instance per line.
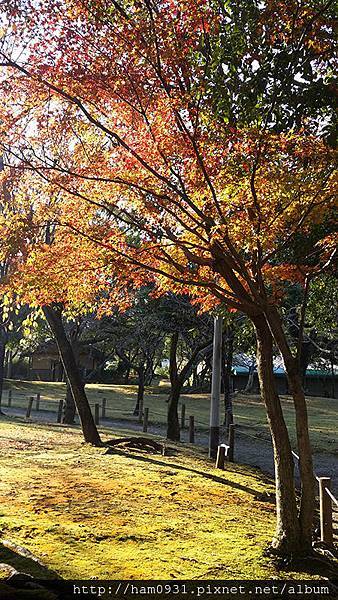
[3, 379, 337, 454]
[0, 416, 334, 581]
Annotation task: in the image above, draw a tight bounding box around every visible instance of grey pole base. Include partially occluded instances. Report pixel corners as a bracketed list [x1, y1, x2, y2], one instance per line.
[209, 426, 220, 459]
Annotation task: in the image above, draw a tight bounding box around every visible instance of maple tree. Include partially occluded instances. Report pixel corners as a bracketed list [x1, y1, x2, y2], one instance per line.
[0, 0, 336, 555]
[0, 177, 109, 443]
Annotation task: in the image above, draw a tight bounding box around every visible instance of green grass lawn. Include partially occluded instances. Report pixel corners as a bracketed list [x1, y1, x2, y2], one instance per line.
[3, 379, 337, 454]
[1, 416, 335, 581]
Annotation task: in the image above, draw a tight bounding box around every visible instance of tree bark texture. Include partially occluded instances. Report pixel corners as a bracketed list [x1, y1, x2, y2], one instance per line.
[222, 327, 234, 429]
[134, 366, 145, 421]
[167, 331, 181, 440]
[43, 304, 102, 446]
[266, 306, 315, 551]
[253, 314, 302, 554]
[63, 380, 76, 424]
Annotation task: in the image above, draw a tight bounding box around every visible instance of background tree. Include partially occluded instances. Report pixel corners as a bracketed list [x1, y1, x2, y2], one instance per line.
[109, 287, 167, 418]
[287, 274, 337, 396]
[158, 294, 213, 440]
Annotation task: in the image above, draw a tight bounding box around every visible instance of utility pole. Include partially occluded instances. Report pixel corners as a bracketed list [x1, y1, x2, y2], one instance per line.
[209, 316, 222, 458]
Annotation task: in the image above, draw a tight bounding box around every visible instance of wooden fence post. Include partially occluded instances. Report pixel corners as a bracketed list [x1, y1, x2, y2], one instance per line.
[189, 415, 195, 443]
[94, 403, 100, 426]
[35, 392, 40, 411]
[143, 407, 149, 433]
[8, 390, 12, 407]
[180, 403, 186, 429]
[102, 397, 107, 420]
[216, 444, 226, 470]
[26, 397, 34, 419]
[57, 399, 64, 423]
[319, 477, 333, 545]
[228, 423, 235, 462]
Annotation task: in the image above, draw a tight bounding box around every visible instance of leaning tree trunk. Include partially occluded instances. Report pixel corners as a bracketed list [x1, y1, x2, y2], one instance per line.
[63, 335, 80, 425]
[253, 314, 302, 554]
[63, 380, 76, 424]
[267, 306, 315, 552]
[43, 304, 101, 446]
[167, 331, 181, 441]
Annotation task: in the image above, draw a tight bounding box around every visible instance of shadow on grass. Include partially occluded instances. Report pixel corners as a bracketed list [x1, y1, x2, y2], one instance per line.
[0, 413, 274, 493]
[105, 446, 265, 498]
[0, 541, 59, 579]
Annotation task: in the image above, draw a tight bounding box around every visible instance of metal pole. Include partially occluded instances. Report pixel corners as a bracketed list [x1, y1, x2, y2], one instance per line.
[209, 316, 222, 458]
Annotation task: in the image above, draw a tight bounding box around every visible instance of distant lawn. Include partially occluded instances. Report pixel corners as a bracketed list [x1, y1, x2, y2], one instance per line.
[0, 417, 332, 580]
[2, 379, 337, 454]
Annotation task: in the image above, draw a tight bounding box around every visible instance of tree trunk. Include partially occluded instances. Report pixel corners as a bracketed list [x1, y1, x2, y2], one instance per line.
[167, 383, 181, 441]
[63, 334, 80, 424]
[5, 349, 13, 379]
[63, 380, 76, 424]
[144, 359, 154, 385]
[43, 304, 102, 446]
[192, 366, 199, 388]
[244, 364, 255, 393]
[267, 306, 315, 552]
[198, 360, 211, 390]
[123, 365, 130, 385]
[166, 332, 212, 440]
[133, 366, 145, 419]
[167, 331, 181, 441]
[222, 328, 234, 428]
[253, 314, 302, 554]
